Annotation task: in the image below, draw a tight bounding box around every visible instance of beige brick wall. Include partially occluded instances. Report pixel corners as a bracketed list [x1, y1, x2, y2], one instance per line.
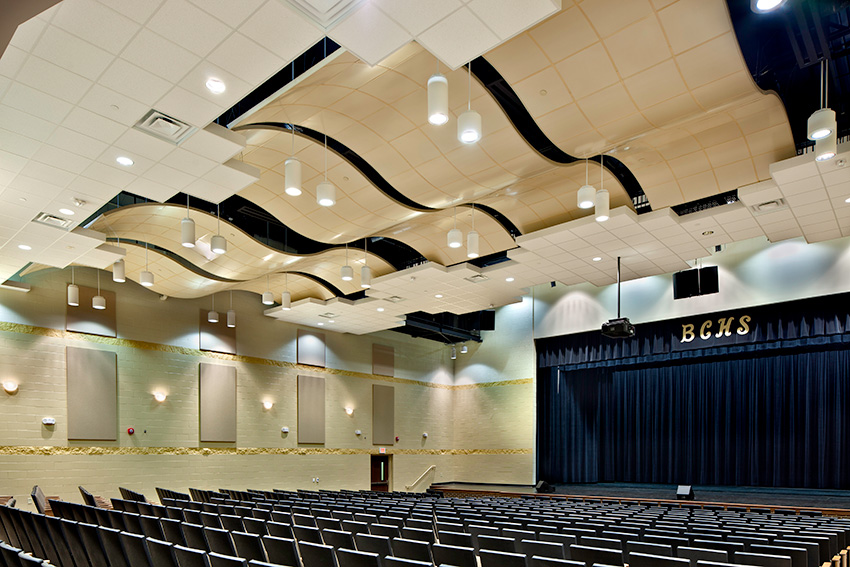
[0, 267, 535, 509]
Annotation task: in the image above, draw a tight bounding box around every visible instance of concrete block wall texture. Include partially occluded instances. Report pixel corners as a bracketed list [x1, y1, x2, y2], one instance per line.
[0, 267, 535, 510]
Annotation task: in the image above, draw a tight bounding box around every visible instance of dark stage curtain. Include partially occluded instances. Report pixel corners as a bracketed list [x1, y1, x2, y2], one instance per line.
[537, 347, 850, 488]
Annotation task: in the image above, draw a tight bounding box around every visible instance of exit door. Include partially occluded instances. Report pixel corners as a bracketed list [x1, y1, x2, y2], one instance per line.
[370, 454, 391, 492]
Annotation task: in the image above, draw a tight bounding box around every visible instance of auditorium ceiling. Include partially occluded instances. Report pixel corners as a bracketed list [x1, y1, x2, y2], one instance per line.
[1, 0, 848, 338]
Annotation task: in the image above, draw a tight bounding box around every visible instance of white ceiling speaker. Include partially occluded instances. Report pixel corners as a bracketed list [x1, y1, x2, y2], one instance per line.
[808, 108, 836, 141]
[281, 290, 291, 310]
[467, 230, 479, 258]
[595, 189, 610, 222]
[427, 73, 449, 126]
[112, 259, 125, 283]
[815, 132, 837, 162]
[67, 283, 79, 306]
[140, 270, 154, 287]
[361, 265, 371, 288]
[316, 181, 336, 207]
[458, 110, 482, 144]
[285, 158, 302, 196]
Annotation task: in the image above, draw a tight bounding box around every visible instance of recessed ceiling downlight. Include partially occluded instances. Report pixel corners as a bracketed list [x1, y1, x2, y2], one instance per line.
[116, 156, 134, 166]
[205, 77, 226, 94]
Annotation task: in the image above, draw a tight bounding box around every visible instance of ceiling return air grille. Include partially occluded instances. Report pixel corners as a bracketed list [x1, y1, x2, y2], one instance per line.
[33, 212, 74, 230]
[134, 109, 195, 144]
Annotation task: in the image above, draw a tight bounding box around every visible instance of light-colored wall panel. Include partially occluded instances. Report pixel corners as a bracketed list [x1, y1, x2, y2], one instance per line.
[199, 363, 237, 443]
[372, 344, 394, 377]
[297, 329, 325, 367]
[199, 309, 236, 354]
[66, 347, 117, 441]
[298, 375, 325, 444]
[372, 384, 395, 445]
[66, 286, 117, 338]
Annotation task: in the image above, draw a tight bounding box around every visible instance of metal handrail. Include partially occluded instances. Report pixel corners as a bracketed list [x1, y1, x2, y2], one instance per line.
[405, 465, 436, 490]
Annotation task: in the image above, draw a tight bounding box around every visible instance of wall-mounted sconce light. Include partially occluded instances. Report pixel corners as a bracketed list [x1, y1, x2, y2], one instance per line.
[153, 391, 167, 402]
[263, 400, 274, 410]
[3, 381, 18, 394]
[344, 406, 354, 416]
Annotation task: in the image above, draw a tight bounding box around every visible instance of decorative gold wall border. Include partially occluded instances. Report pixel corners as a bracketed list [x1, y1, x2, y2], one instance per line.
[0, 322, 533, 390]
[0, 446, 532, 457]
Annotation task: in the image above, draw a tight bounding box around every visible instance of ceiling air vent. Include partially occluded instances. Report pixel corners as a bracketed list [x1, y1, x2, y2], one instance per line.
[319, 312, 337, 319]
[33, 212, 74, 230]
[135, 109, 195, 145]
[750, 198, 788, 216]
[464, 274, 489, 283]
[385, 296, 405, 303]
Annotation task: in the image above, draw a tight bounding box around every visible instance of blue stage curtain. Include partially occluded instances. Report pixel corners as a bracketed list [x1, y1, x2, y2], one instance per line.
[537, 346, 850, 488]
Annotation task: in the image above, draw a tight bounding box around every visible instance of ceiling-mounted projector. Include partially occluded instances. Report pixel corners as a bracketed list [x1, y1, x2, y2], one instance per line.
[601, 317, 635, 339]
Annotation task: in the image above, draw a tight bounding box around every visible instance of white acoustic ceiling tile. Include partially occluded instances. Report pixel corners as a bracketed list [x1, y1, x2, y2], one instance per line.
[183, 178, 231, 202]
[100, 58, 173, 106]
[7, 13, 48, 53]
[467, 0, 559, 40]
[372, 0, 462, 36]
[418, 7, 500, 70]
[47, 127, 109, 160]
[181, 123, 246, 163]
[145, 163, 196, 190]
[146, 0, 233, 58]
[96, 0, 165, 24]
[51, 0, 140, 54]
[3, 82, 74, 124]
[31, 145, 90, 175]
[61, 107, 127, 144]
[20, 161, 78, 189]
[736, 179, 782, 206]
[208, 33, 284, 86]
[78, 84, 151, 127]
[155, 86, 223, 128]
[329, 3, 412, 66]
[161, 148, 217, 178]
[74, 242, 126, 268]
[240, 1, 324, 62]
[124, 178, 177, 202]
[81, 161, 136, 189]
[203, 159, 261, 192]
[0, 46, 27, 82]
[113, 128, 176, 162]
[187, 0, 265, 27]
[0, 105, 58, 142]
[120, 29, 201, 84]
[0, 130, 41, 159]
[32, 25, 114, 81]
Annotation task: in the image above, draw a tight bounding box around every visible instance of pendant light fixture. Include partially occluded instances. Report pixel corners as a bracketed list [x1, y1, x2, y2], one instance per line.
[447, 207, 463, 248]
[262, 274, 274, 305]
[140, 243, 154, 287]
[285, 123, 302, 196]
[67, 266, 79, 306]
[208, 293, 219, 323]
[316, 134, 336, 206]
[92, 269, 106, 310]
[595, 154, 609, 222]
[815, 133, 837, 162]
[427, 59, 449, 126]
[181, 194, 195, 248]
[341, 243, 353, 281]
[112, 238, 125, 282]
[467, 204, 479, 259]
[461, 345, 468, 354]
[457, 61, 482, 144]
[361, 238, 371, 289]
[577, 157, 596, 209]
[227, 290, 236, 328]
[281, 272, 291, 310]
[451, 346, 457, 360]
[211, 204, 227, 254]
[807, 60, 836, 141]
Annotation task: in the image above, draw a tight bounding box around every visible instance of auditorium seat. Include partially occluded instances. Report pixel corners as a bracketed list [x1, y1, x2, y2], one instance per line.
[219, 515, 244, 533]
[402, 527, 435, 544]
[570, 544, 625, 566]
[678, 547, 730, 566]
[391, 537, 432, 563]
[734, 552, 794, 567]
[147, 538, 180, 567]
[432, 542, 477, 567]
[480, 549, 528, 567]
[293, 525, 323, 544]
[630, 542, 675, 556]
[207, 552, 247, 567]
[0, 542, 24, 567]
[120, 531, 154, 567]
[266, 522, 293, 539]
[382, 557, 432, 566]
[322, 528, 356, 550]
[540, 532, 579, 554]
[200, 514, 224, 530]
[260, 536, 299, 567]
[531, 558, 586, 567]
[298, 541, 337, 567]
[370, 524, 401, 539]
[18, 551, 43, 567]
[344, 521, 371, 537]
[584, 537, 624, 550]
[479, 534, 518, 553]
[524, 539, 568, 560]
[750, 544, 808, 567]
[231, 532, 267, 562]
[336, 548, 382, 567]
[317, 517, 343, 531]
[629, 552, 691, 567]
[204, 527, 236, 556]
[775, 540, 820, 567]
[141, 515, 166, 540]
[99, 527, 130, 567]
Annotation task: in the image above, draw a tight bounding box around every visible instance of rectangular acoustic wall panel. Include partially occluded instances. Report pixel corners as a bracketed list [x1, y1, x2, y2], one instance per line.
[199, 363, 237, 443]
[372, 384, 395, 445]
[66, 347, 117, 440]
[199, 309, 236, 354]
[66, 286, 117, 337]
[297, 375, 325, 444]
[372, 344, 394, 377]
[297, 329, 326, 367]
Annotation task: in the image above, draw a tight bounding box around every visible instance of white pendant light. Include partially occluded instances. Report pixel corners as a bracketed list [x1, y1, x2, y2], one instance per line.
[807, 61, 836, 141]
[461, 345, 468, 354]
[451, 346, 457, 360]
[316, 134, 336, 206]
[211, 204, 227, 254]
[595, 154, 609, 222]
[141, 242, 154, 287]
[361, 238, 371, 289]
[815, 132, 837, 162]
[285, 124, 303, 196]
[282, 273, 292, 310]
[181, 194, 195, 248]
[262, 274, 274, 305]
[577, 157, 596, 209]
[467, 204, 479, 259]
[208, 293, 219, 323]
[226, 291, 236, 328]
[427, 72, 449, 126]
[67, 266, 79, 306]
[457, 61, 482, 144]
[447, 207, 463, 248]
[92, 269, 106, 310]
[113, 259, 125, 282]
[341, 243, 353, 281]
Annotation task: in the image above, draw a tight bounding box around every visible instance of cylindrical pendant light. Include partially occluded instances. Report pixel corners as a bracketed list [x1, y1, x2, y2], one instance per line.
[113, 259, 125, 282]
[285, 158, 303, 196]
[281, 273, 291, 310]
[211, 204, 227, 254]
[467, 204, 479, 259]
[317, 134, 336, 206]
[447, 207, 462, 248]
[457, 61, 481, 143]
[427, 73, 448, 125]
[181, 194, 195, 247]
[341, 243, 353, 281]
[451, 346, 457, 360]
[577, 157, 595, 209]
[815, 132, 837, 162]
[595, 154, 609, 222]
[67, 266, 79, 306]
[807, 62, 836, 141]
[226, 291, 236, 328]
[361, 238, 371, 289]
[208, 293, 219, 323]
[93, 269, 106, 310]
[262, 274, 274, 305]
[141, 242, 154, 287]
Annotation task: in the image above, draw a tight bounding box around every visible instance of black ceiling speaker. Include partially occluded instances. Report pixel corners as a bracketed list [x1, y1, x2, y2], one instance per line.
[602, 257, 635, 339]
[677, 485, 695, 500]
[673, 266, 718, 300]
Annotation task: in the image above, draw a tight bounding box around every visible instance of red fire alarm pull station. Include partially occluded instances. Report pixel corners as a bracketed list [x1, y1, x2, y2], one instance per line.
[127, 427, 135, 435]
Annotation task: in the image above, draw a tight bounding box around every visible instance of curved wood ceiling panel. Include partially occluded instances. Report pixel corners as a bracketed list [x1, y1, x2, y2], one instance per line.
[486, 0, 795, 209]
